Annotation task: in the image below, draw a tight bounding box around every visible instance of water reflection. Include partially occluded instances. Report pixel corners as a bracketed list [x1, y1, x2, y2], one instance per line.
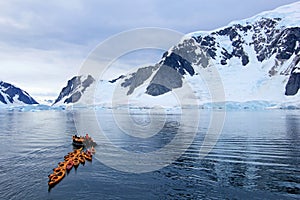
[170, 111, 300, 198]
[285, 114, 300, 141]
[0, 110, 299, 199]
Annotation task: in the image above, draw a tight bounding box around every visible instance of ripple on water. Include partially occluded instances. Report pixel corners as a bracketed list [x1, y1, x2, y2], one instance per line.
[0, 110, 299, 199]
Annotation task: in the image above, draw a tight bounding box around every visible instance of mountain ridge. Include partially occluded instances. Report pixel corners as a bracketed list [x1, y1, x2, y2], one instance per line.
[110, 1, 300, 104]
[0, 81, 38, 105]
[52, 75, 95, 106]
[4, 2, 300, 108]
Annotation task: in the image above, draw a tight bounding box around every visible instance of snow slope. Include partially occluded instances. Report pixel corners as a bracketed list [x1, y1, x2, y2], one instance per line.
[0, 81, 38, 106]
[103, 1, 300, 108]
[52, 2, 300, 110]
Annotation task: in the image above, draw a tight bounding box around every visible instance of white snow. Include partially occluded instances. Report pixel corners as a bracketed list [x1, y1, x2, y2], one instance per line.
[229, 1, 300, 28]
[0, 84, 36, 106]
[6, 2, 300, 111]
[186, 1, 300, 40]
[174, 1, 300, 107]
[293, 68, 300, 73]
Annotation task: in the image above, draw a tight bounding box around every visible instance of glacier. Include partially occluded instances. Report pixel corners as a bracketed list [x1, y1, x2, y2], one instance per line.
[35, 2, 300, 111]
[99, 1, 300, 109]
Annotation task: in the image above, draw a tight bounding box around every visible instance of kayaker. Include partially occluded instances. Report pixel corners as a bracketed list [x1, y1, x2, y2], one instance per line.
[91, 146, 96, 154]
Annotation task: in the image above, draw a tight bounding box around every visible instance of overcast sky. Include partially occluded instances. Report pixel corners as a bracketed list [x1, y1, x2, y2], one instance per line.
[0, 0, 299, 99]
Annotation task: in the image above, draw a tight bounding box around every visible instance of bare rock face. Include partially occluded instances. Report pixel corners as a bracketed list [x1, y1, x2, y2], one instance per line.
[285, 67, 300, 96]
[115, 11, 300, 97]
[53, 75, 95, 105]
[146, 64, 183, 96]
[121, 65, 158, 95]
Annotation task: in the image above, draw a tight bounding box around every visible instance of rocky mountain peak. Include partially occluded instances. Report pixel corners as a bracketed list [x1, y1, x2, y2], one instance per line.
[53, 75, 95, 105]
[0, 81, 38, 105]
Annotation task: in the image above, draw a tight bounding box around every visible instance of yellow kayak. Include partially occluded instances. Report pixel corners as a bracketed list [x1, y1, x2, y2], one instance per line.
[82, 152, 92, 161]
[48, 168, 66, 187]
[78, 154, 85, 164]
[73, 157, 80, 167]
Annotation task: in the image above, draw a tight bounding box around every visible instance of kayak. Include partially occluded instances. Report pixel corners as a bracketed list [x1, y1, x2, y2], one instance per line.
[58, 161, 67, 170]
[78, 154, 85, 164]
[48, 146, 91, 187]
[64, 155, 73, 161]
[53, 167, 64, 174]
[90, 147, 96, 154]
[72, 140, 85, 147]
[82, 152, 92, 161]
[73, 147, 83, 155]
[67, 152, 75, 157]
[72, 135, 85, 143]
[87, 147, 96, 155]
[72, 136, 85, 147]
[72, 135, 97, 148]
[48, 169, 66, 187]
[64, 156, 74, 162]
[66, 160, 74, 171]
[73, 158, 80, 168]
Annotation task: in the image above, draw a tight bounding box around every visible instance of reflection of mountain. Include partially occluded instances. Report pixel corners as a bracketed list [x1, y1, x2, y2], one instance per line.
[152, 111, 299, 198]
[285, 114, 300, 143]
[0, 81, 38, 105]
[286, 114, 300, 131]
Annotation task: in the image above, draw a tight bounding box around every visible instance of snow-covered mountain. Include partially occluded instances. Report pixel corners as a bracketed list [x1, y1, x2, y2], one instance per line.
[106, 2, 300, 106]
[0, 81, 38, 105]
[52, 75, 95, 106]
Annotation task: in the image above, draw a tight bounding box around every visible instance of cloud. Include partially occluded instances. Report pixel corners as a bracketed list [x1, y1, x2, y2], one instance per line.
[0, 42, 85, 97]
[0, 0, 298, 48]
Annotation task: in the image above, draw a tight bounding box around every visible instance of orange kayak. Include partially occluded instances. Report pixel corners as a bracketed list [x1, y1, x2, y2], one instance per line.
[82, 152, 92, 161]
[48, 169, 66, 187]
[73, 158, 80, 167]
[58, 162, 67, 170]
[78, 154, 85, 164]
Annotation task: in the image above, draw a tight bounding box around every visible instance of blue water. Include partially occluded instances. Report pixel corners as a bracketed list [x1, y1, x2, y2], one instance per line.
[0, 109, 299, 199]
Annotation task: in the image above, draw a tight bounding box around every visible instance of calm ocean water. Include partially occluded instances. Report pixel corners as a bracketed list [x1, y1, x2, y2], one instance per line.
[0, 109, 299, 199]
